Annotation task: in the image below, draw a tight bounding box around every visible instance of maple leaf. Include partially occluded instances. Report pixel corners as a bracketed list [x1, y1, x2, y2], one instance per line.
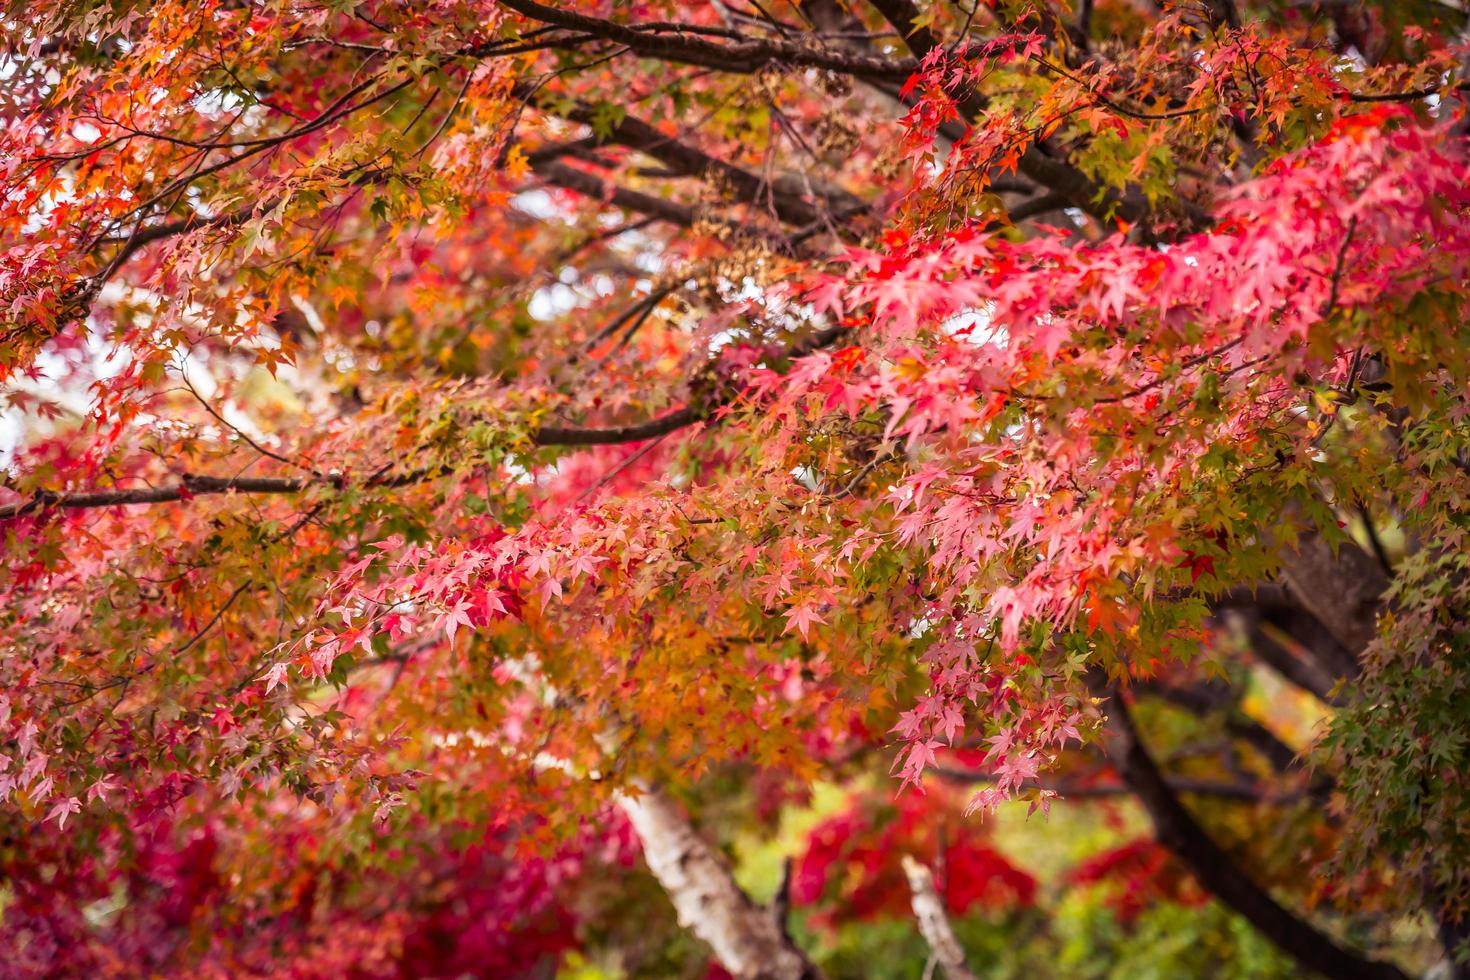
[46, 796, 81, 830]
[1084, 589, 1129, 638]
[261, 663, 290, 694]
[783, 602, 827, 641]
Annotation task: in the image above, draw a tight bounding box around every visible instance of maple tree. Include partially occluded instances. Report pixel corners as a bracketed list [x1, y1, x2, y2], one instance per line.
[3, 0, 1470, 975]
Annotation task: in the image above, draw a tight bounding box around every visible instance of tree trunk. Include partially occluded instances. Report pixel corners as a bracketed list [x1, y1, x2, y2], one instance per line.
[1098, 685, 1409, 980]
[902, 855, 979, 980]
[618, 786, 820, 980]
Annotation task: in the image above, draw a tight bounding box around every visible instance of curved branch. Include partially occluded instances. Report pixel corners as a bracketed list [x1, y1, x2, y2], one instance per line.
[497, 0, 919, 82]
[531, 158, 806, 257]
[619, 785, 821, 979]
[1143, 681, 1308, 779]
[1098, 683, 1409, 980]
[525, 89, 861, 229]
[0, 325, 849, 519]
[532, 159, 703, 228]
[932, 766, 1300, 803]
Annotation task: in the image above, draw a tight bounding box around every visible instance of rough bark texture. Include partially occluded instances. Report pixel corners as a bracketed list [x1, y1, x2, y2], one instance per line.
[1267, 517, 1470, 975]
[901, 855, 979, 980]
[1277, 530, 1388, 666]
[618, 787, 819, 980]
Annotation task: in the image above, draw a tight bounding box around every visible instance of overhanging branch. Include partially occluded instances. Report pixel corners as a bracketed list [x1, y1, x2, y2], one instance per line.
[497, 0, 919, 82]
[0, 325, 847, 519]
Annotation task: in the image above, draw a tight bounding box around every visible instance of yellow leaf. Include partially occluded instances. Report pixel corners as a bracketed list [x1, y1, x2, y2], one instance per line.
[505, 144, 530, 183]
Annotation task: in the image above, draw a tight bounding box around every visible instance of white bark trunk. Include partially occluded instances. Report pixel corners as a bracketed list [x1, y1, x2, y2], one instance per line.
[902, 855, 979, 980]
[618, 786, 816, 980]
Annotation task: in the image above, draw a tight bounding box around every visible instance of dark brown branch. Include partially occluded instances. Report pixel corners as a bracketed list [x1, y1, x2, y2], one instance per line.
[1144, 681, 1307, 779]
[1075, 0, 1095, 41]
[104, 202, 259, 269]
[1250, 620, 1344, 705]
[865, 0, 942, 56]
[1276, 525, 1387, 665]
[532, 159, 703, 229]
[1099, 683, 1409, 980]
[1208, 0, 1243, 31]
[0, 325, 848, 519]
[497, 0, 919, 82]
[526, 89, 861, 229]
[772, 856, 795, 943]
[1346, 80, 1470, 103]
[1213, 581, 1362, 696]
[932, 766, 1298, 803]
[531, 158, 803, 255]
[1005, 192, 1071, 224]
[862, 0, 1156, 226]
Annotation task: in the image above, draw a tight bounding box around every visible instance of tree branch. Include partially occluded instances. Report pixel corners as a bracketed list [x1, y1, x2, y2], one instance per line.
[1214, 581, 1363, 696]
[532, 158, 703, 229]
[497, 0, 919, 82]
[526, 89, 862, 229]
[901, 854, 979, 980]
[1276, 528, 1387, 664]
[531, 158, 805, 255]
[1097, 682, 1409, 980]
[932, 766, 1301, 803]
[1143, 681, 1309, 779]
[0, 324, 848, 519]
[619, 785, 821, 980]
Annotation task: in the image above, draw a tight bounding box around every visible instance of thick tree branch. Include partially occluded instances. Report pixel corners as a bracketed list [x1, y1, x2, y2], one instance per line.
[865, 0, 942, 55]
[503, 0, 1143, 230]
[1214, 603, 1342, 704]
[901, 855, 979, 980]
[1098, 683, 1409, 980]
[527, 90, 863, 229]
[497, 0, 919, 82]
[1276, 530, 1387, 663]
[932, 766, 1301, 803]
[619, 786, 821, 980]
[1144, 681, 1308, 779]
[1251, 620, 1346, 704]
[1214, 581, 1363, 696]
[531, 157, 811, 256]
[532, 158, 702, 229]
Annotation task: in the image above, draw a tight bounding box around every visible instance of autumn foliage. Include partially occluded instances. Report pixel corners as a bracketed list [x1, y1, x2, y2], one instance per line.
[3, 0, 1470, 976]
